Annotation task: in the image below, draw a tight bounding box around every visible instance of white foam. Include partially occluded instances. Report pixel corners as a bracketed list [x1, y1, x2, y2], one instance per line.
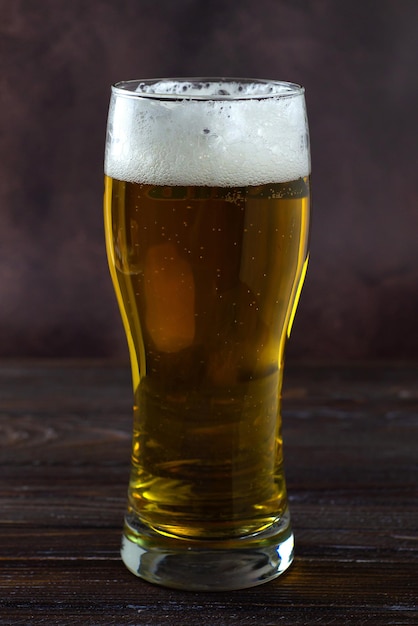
[105, 80, 310, 187]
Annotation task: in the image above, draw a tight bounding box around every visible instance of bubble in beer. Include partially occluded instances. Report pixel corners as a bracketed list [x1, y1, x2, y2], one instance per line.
[105, 80, 310, 187]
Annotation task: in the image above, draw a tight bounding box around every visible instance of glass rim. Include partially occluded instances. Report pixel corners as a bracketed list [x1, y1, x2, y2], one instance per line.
[111, 77, 305, 101]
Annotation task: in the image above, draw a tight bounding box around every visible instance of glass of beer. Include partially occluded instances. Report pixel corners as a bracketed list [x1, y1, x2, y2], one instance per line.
[104, 78, 310, 590]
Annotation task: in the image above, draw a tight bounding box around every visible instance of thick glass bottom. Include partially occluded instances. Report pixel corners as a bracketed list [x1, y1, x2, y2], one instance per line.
[120, 510, 294, 591]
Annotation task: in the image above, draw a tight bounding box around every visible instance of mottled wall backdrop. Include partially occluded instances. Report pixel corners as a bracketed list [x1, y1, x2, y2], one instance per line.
[1, 0, 418, 359]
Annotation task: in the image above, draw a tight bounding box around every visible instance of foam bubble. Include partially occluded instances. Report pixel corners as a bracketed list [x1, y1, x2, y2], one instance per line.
[134, 80, 293, 99]
[105, 80, 310, 187]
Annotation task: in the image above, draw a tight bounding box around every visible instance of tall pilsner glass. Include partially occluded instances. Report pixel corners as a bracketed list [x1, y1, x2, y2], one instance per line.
[104, 78, 310, 590]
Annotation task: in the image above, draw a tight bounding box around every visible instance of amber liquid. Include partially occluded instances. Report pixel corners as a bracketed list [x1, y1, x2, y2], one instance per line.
[104, 177, 310, 540]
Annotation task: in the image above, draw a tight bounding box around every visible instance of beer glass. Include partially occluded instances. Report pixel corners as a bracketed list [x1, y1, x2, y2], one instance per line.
[104, 78, 310, 590]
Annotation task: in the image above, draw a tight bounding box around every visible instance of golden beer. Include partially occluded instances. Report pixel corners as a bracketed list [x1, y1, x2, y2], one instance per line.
[104, 78, 310, 589]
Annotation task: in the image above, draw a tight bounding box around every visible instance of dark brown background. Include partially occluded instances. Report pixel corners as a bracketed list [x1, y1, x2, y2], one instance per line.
[1, 0, 418, 360]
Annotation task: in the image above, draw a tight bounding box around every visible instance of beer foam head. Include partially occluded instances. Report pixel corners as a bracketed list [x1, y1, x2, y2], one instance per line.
[105, 79, 310, 186]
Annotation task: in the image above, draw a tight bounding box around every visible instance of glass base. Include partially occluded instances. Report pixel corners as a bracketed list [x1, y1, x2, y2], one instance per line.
[121, 511, 294, 591]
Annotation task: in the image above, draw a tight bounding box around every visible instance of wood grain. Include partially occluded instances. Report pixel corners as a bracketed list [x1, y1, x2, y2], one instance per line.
[0, 361, 417, 625]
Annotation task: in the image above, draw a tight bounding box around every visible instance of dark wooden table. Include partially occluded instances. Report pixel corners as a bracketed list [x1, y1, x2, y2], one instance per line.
[0, 360, 417, 625]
